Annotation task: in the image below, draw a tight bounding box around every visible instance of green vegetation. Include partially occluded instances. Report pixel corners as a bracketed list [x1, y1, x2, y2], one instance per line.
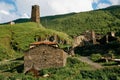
[12, 6, 120, 36]
[0, 5, 120, 79]
[40, 6, 120, 36]
[0, 57, 120, 80]
[0, 22, 71, 60]
[75, 41, 120, 56]
[90, 53, 102, 62]
[11, 6, 120, 37]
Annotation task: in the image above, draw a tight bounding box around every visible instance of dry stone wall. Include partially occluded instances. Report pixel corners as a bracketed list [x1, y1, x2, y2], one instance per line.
[24, 45, 67, 73]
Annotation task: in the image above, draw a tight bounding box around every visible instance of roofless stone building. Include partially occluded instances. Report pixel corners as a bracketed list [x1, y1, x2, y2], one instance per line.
[31, 5, 40, 23]
[24, 41, 67, 74]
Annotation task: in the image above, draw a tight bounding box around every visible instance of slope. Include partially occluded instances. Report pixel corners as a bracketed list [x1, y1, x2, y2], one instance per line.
[0, 22, 71, 60]
[10, 5, 120, 36]
[40, 5, 120, 36]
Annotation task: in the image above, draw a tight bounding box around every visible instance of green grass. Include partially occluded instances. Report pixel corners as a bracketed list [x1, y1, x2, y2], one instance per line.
[0, 57, 93, 79]
[0, 57, 120, 80]
[0, 22, 71, 60]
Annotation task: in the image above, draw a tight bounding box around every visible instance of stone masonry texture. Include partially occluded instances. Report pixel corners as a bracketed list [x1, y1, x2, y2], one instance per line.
[24, 45, 67, 73]
[31, 5, 40, 23]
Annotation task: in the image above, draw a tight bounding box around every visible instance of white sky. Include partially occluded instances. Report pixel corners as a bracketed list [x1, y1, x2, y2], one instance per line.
[0, 0, 120, 23]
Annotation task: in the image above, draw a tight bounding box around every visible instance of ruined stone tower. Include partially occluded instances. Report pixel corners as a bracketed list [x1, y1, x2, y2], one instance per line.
[91, 30, 96, 44]
[31, 5, 40, 23]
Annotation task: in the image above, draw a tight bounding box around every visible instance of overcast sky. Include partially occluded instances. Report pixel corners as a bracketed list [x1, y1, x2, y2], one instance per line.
[0, 0, 120, 23]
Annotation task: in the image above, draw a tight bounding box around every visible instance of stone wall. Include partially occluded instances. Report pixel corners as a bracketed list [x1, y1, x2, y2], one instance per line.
[72, 35, 85, 48]
[84, 30, 96, 44]
[24, 45, 67, 73]
[34, 34, 68, 45]
[72, 30, 96, 48]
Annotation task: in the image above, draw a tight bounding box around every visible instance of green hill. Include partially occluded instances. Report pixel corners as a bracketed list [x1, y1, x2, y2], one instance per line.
[1, 5, 120, 60]
[0, 22, 71, 60]
[11, 5, 120, 36]
[0, 6, 120, 79]
[40, 5, 120, 36]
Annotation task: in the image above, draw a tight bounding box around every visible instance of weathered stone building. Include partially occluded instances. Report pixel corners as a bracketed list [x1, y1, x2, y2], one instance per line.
[31, 5, 40, 23]
[70, 30, 96, 55]
[98, 32, 117, 44]
[83, 30, 97, 44]
[24, 41, 67, 73]
[72, 30, 97, 48]
[72, 36, 85, 48]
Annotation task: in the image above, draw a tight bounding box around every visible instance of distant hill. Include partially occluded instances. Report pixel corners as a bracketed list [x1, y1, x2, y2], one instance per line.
[40, 5, 120, 36]
[11, 5, 120, 36]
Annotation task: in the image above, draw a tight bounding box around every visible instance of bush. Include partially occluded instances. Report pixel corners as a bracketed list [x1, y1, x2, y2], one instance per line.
[0, 75, 6, 80]
[90, 53, 102, 62]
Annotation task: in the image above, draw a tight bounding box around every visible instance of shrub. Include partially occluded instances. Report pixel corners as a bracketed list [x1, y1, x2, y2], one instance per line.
[90, 53, 102, 62]
[0, 75, 6, 80]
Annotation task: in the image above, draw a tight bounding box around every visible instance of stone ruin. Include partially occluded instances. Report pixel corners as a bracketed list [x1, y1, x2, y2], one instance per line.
[34, 34, 68, 45]
[72, 30, 97, 48]
[71, 31, 117, 53]
[24, 41, 67, 74]
[69, 30, 117, 56]
[107, 32, 115, 37]
[69, 30, 97, 56]
[72, 36, 85, 49]
[98, 31, 117, 44]
[31, 5, 40, 23]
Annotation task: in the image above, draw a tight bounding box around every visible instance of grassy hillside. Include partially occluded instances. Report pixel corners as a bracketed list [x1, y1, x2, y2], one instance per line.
[10, 6, 120, 36]
[1, 5, 120, 60]
[40, 5, 120, 36]
[0, 6, 120, 80]
[0, 22, 71, 60]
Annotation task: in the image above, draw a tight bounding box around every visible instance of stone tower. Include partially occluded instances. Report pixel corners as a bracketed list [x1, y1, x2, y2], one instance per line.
[91, 30, 96, 44]
[31, 5, 40, 23]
